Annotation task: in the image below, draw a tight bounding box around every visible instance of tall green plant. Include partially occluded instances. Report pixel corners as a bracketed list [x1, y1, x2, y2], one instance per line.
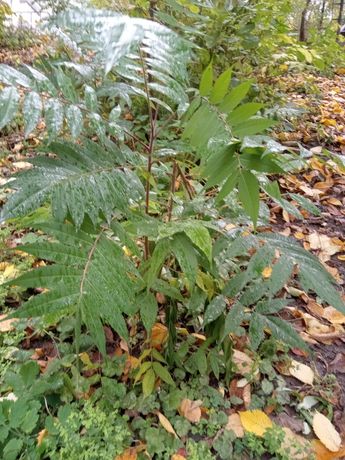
[0, 8, 343, 359]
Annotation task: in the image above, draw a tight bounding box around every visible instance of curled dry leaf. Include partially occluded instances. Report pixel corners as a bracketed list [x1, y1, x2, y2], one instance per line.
[225, 413, 245, 438]
[289, 360, 314, 385]
[307, 233, 341, 262]
[179, 399, 202, 423]
[150, 323, 168, 350]
[323, 306, 345, 325]
[312, 412, 342, 453]
[157, 412, 178, 438]
[239, 410, 273, 437]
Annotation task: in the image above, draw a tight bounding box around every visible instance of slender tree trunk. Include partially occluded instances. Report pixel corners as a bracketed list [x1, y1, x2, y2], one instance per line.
[299, 0, 312, 42]
[319, 0, 327, 28]
[338, 0, 345, 26]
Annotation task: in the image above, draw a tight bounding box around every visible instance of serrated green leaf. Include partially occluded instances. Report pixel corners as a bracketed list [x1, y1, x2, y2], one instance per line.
[184, 223, 212, 263]
[238, 170, 259, 227]
[142, 368, 156, 396]
[23, 92, 42, 137]
[249, 312, 265, 350]
[261, 315, 308, 351]
[204, 295, 227, 326]
[171, 233, 198, 288]
[152, 362, 175, 385]
[140, 292, 158, 333]
[210, 68, 232, 104]
[0, 64, 32, 87]
[199, 63, 213, 96]
[0, 87, 19, 129]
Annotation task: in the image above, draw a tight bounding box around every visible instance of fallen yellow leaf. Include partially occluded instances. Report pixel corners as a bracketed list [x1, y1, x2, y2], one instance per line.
[157, 412, 178, 438]
[239, 410, 273, 437]
[312, 440, 345, 460]
[312, 412, 341, 452]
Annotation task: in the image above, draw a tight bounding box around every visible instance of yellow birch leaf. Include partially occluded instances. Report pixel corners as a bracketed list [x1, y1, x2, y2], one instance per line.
[157, 412, 178, 438]
[312, 412, 342, 453]
[239, 410, 273, 437]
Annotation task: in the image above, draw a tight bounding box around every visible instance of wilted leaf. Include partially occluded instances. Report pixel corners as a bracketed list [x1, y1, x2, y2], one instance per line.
[239, 410, 273, 437]
[312, 440, 345, 460]
[179, 399, 202, 423]
[312, 412, 342, 452]
[37, 429, 48, 446]
[0, 314, 17, 332]
[233, 349, 254, 376]
[150, 323, 168, 350]
[308, 233, 341, 262]
[225, 413, 245, 437]
[157, 412, 178, 438]
[289, 360, 314, 385]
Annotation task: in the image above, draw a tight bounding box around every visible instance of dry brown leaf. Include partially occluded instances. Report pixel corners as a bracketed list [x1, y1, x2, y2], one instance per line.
[312, 440, 345, 460]
[157, 412, 178, 438]
[312, 412, 342, 452]
[289, 360, 314, 385]
[242, 384, 251, 409]
[280, 427, 313, 459]
[37, 429, 48, 446]
[225, 413, 245, 437]
[0, 314, 17, 333]
[115, 448, 137, 460]
[323, 307, 345, 325]
[239, 410, 273, 437]
[308, 233, 341, 262]
[150, 323, 168, 350]
[179, 399, 202, 423]
[233, 349, 254, 376]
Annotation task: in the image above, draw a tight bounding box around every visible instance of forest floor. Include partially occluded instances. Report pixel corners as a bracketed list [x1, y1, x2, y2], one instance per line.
[0, 47, 345, 459]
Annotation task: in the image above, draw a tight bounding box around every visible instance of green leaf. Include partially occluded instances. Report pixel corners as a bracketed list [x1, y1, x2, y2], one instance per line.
[204, 295, 227, 326]
[2, 140, 144, 228]
[45, 98, 64, 139]
[238, 171, 259, 227]
[3, 438, 24, 460]
[199, 63, 213, 96]
[152, 362, 175, 385]
[23, 92, 42, 137]
[210, 68, 232, 104]
[0, 64, 32, 87]
[8, 222, 139, 354]
[142, 368, 156, 397]
[140, 292, 158, 333]
[233, 118, 277, 138]
[184, 223, 212, 263]
[84, 85, 98, 112]
[216, 169, 239, 203]
[261, 314, 308, 351]
[146, 239, 171, 288]
[204, 144, 239, 188]
[249, 313, 265, 351]
[288, 193, 321, 216]
[65, 105, 83, 139]
[0, 87, 19, 129]
[218, 81, 251, 113]
[134, 361, 152, 383]
[228, 102, 263, 126]
[222, 302, 245, 341]
[171, 233, 198, 288]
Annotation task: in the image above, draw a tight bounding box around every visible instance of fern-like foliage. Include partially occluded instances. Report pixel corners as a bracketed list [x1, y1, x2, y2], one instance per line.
[1, 140, 144, 227]
[0, 8, 190, 139]
[224, 232, 345, 313]
[6, 222, 140, 354]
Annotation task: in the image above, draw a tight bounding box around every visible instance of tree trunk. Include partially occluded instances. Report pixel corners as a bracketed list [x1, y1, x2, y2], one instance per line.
[319, 0, 327, 28]
[338, 0, 345, 26]
[299, 0, 312, 42]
